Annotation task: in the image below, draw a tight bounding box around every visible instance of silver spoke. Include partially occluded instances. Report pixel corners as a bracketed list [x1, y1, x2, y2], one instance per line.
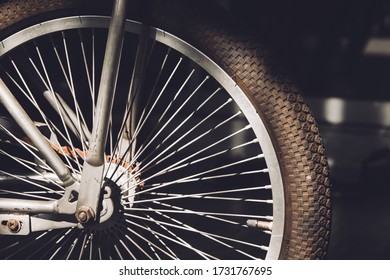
[126, 211, 259, 259]
[126, 154, 263, 198]
[34, 42, 83, 174]
[118, 110, 245, 189]
[49, 228, 76, 260]
[0, 189, 57, 201]
[135, 138, 260, 188]
[141, 212, 211, 260]
[119, 236, 141, 260]
[0, 14, 280, 260]
[140, 88, 222, 165]
[0, 169, 63, 196]
[130, 184, 271, 205]
[124, 225, 177, 259]
[128, 202, 272, 221]
[130, 52, 179, 145]
[52, 33, 88, 151]
[79, 30, 95, 114]
[0, 148, 64, 190]
[125, 217, 216, 260]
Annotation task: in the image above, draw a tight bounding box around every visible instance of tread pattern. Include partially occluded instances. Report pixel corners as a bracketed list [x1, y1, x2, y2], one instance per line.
[150, 0, 331, 259]
[0, 0, 331, 259]
[0, 0, 77, 30]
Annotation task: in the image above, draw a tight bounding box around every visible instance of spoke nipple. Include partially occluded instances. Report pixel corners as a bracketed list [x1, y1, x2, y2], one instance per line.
[7, 219, 21, 233]
[76, 206, 95, 223]
[246, 219, 273, 231]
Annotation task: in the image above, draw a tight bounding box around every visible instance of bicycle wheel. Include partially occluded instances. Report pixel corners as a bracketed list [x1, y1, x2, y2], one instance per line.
[0, 0, 331, 259]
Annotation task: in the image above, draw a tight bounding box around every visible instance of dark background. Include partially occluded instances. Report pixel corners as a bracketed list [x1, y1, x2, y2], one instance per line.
[219, 0, 390, 259]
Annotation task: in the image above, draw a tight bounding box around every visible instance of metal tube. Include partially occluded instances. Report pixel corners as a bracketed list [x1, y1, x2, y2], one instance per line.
[43, 90, 91, 141]
[0, 198, 56, 214]
[76, 0, 128, 222]
[87, 0, 128, 166]
[0, 79, 75, 186]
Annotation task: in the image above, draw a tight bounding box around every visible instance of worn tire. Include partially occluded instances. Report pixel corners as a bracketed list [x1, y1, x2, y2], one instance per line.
[0, 0, 331, 259]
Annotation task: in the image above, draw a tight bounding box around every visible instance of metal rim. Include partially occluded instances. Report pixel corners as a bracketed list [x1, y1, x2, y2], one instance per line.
[0, 16, 284, 259]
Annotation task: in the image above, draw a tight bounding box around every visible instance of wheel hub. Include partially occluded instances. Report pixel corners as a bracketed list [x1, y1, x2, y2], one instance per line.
[82, 161, 140, 234]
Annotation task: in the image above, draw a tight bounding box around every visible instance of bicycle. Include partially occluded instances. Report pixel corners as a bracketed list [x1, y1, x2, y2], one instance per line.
[0, 0, 331, 259]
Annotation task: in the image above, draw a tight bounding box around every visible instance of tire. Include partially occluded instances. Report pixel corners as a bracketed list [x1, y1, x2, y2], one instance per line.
[0, 0, 331, 259]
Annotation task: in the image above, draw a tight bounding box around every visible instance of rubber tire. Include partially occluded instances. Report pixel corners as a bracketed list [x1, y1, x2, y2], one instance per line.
[0, 0, 331, 259]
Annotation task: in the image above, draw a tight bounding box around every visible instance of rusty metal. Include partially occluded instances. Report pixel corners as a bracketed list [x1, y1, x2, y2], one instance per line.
[7, 219, 21, 233]
[76, 205, 95, 223]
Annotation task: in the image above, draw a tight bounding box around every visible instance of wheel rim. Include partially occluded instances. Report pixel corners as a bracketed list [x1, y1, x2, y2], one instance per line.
[0, 16, 284, 259]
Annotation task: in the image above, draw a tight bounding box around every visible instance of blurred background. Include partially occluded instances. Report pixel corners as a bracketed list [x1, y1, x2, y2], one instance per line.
[218, 0, 390, 259]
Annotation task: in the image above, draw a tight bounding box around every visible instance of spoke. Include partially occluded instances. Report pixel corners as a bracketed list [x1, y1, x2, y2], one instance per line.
[24, 52, 50, 90]
[43, 91, 91, 146]
[56, 33, 90, 147]
[113, 243, 124, 260]
[118, 237, 138, 260]
[92, 29, 96, 118]
[6, 154, 52, 173]
[128, 200, 272, 221]
[141, 211, 211, 259]
[126, 211, 259, 259]
[113, 71, 209, 183]
[60, 32, 88, 149]
[124, 224, 177, 259]
[3, 230, 52, 259]
[119, 26, 151, 156]
[4, 63, 78, 174]
[131, 52, 179, 143]
[129, 201, 238, 227]
[34, 42, 83, 174]
[129, 73, 208, 167]
[125, 217, 216, 259]
[0, 189, 56, 200]
[65, 231, 83, 260]
[137, 138, 260, 187]
[118, 109, 244, 189]
[50, 36, 88, 162]
[0, 240, 20, 255]
[176, 111, 243, 153]
[105, 39, 157, 177]
[149, 245, 161, 260]
[135, 88, 221, 170]
[0, 170, 63, 196]
[126, 154, 263, 198]
[89, 234, 94, 260]
[130, 184, 271, 205]
[7, 59, 39, 105]
[110, 119, 115, 158]
[49, 228, 76, 260]
[0, 123, 51, 170]
[27, 230, 67, 259]
[0, 67, 82, 175]
[98, 246, 102, 260]
[0, 148, 64, 190]
[131, 70, 198, 160]
[78, 30, 95, 118]
[45, 127, 85, 174]
[144, 222, 179, 259]
[78, 233, 88, 260]
[119, 53, 180, 169]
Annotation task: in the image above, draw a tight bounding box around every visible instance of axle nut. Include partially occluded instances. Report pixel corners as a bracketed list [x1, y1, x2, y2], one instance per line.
[76, 206, 95, 223]
[7, 219, 21, 233]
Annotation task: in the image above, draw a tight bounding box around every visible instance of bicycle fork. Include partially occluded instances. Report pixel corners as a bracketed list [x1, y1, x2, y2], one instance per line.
[0, 0, 128, 235]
